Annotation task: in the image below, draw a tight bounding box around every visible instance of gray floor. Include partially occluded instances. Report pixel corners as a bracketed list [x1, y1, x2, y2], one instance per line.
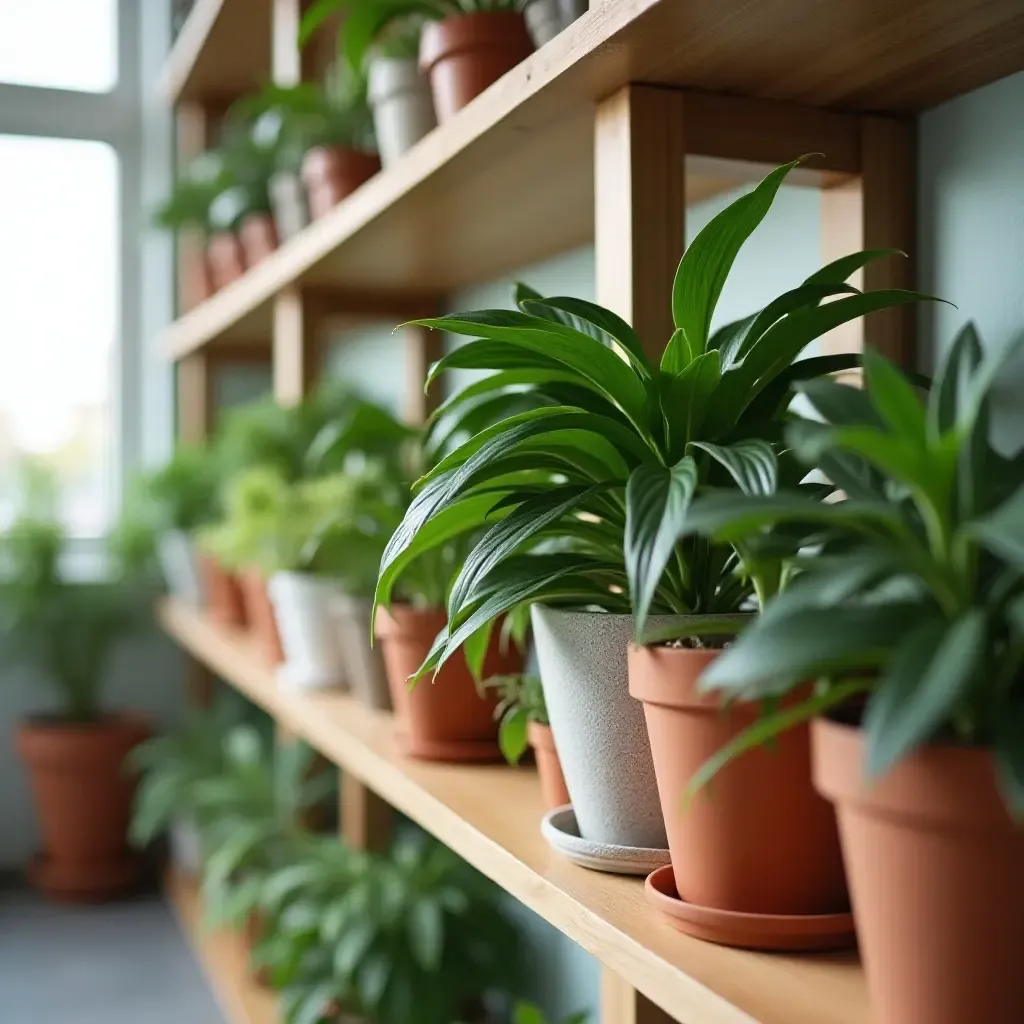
[0, 886, 224, 1024]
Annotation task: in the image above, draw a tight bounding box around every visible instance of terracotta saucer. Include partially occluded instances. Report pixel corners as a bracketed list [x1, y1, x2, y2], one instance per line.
[395, 730, 504, 763]
[645, 865, 857, 951]
[541, 805, 671, 876]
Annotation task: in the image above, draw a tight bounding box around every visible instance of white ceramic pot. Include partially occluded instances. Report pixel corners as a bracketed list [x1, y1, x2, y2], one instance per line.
[170, 814, 203, 876]
[531, 605, 668, 849]
[269, 171, 309, 241]
[330, 593, 392, 711]
[367, 56, 437, 168]
[158, 530, 203, 608]
[268, 572, 347, 691]
[525, 0, 587, 47]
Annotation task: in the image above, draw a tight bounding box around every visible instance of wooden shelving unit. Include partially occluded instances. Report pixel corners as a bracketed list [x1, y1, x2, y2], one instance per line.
[166, 868, 278, 1024]
[157, 2, 1024, 1020]
[159, 599, 867, 1024]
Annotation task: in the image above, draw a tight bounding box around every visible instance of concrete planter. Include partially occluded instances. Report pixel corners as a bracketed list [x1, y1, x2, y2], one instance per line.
[525, 0, 587, 47]
[158, 530, 203, 608]
[530, 605, 668, 849]
[331, 593, 392, 711]
[268, 572, 346, 691]
[368, 57, 437, 168]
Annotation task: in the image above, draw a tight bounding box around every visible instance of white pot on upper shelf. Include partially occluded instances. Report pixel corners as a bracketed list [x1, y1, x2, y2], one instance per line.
[367, 56, 437, 168]
[525, 0, 587, 47]
[158, 530, 204, 608]
[268, 572, 347, 691]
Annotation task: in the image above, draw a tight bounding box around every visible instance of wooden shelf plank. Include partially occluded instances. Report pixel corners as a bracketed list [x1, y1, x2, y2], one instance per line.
[165, 868, 278, 1024]
[159, 0, 1024, 362]
[158, 599, 869, 1024]
[159, 0, 273, 105]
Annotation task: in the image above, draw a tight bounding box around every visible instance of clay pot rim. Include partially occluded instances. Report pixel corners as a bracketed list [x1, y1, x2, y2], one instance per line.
[644, 865, 856, 951]
[300, 144, 380, 184]
[374, 602, 448, 640]
[19, 711, 148, 736]
[812, 716, 1014, 828]
[419, 10, 531, 74]
[527, 719, 556, 752]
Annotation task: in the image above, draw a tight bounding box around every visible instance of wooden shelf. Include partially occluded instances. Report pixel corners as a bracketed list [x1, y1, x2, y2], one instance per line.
[159, 0, 273, 105]
[158, 598, 868, 1024]
[159, 0, 1024, 360]
[165, 868, 278, 1024]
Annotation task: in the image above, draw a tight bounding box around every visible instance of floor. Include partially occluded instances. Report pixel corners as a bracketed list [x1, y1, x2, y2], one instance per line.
[0, 885, 223, 1024]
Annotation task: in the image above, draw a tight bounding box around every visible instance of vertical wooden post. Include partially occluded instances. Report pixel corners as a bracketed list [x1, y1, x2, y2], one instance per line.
[821, 114, 916, 368]
[601, 968, 672, 1024]
[595, 85, 686, 359]
[594, 85, 683, 1024]
[273, 287, 321, 406]
[404, 324, 445, 425]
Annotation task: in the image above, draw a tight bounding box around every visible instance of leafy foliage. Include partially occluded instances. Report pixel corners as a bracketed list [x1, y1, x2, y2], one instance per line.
[512, 1004, 589, 1024]
[140, 444, 220, 534]
[684, 325, 1024, 815]
[375, 159, 934, 679]
[484, 673, 548, 764]
[261, 833, 521, 1024]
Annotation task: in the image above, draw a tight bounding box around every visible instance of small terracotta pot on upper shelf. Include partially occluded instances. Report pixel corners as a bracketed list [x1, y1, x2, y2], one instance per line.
[528, 721, 570, 811]
[419, 12, 534, 124]
[206, 231, 246, 290]
[238, 211, 279, 268]
[375, 605, 522, 762]
[197, 554, 246, 629]
[238, 567, 284, 665]
[300, 146, 381, 220]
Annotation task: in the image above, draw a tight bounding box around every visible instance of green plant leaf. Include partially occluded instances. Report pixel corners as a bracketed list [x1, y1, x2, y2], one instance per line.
[966, 483, 1024, 573]
[498, 705, 530, 765]
[637, 613, 754, 646]
[701, 603, 921, 699]
[664, 350, 721, 453]
[512, 1003, 547, 1024]
[927, 321, 982, 439]
[426, 339, 565, 387]
[334, 920, 375, 977]
[291, 983, 341, 1024]
[862, 348, 927, 442]
[625, 457, 698, 637]
[690, 439, 777, 496]
[794, 377, 884, 428]
[864, 611, 984, 778]
[803, 248, 904, 287]
[461, 616, 493, 681]
[408, 897, 444, 971]
[738, 353, 862, 424]
[994, 699, 1024, 820]
[357, 952, 391, 1009]
[667, 158, 802, 370]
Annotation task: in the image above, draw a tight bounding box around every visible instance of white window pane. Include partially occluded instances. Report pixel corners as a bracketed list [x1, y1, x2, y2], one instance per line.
[0, 136, 119, 535]
[0, 0, 117, 92]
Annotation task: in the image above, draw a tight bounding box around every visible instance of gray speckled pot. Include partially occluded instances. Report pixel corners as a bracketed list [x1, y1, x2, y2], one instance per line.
[531, 605, 668, 849]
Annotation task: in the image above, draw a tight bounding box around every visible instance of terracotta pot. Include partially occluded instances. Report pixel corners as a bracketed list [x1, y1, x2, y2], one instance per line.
[813, 718, 1024, 1024]
[374, 605, 521, 761]
[197, 554, 246, 629]
[528, 721, 570, 812]
[16, 714, 150, 901]
[239, 568, 284, 665]
[300, 146, 381, 220]
[187, 245, 215, 304]
[206, 231, 245, 290]
[238, 211, 279, 268]
[419, 12, 534, 124]
[629, 644, 848, 916]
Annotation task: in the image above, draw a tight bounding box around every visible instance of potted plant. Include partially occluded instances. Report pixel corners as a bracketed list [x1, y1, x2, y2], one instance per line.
[676, 328, 1024, 1022]
[3, 470, 153, 900]
[263, 833, 521, 1024]
[376, 158, 926, 853]
[486, 673, 570, 811]
[129, 702, 236, 876]
[523, 0, 586, 48]
[304, 0, 533, 125]
[154, 149, 233, 301]
[512, 1006, 588, 1024]
[140, 443, 219, 608]
[300, 4, 438, 168]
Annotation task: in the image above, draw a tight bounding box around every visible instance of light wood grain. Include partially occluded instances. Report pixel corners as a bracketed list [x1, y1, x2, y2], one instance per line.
[272, 287, 320, 406]
[159, 0, 273, 104]
[341, 773, 392, 852]
[602, 967, 680, 1024]
[158, 599, 868, 1024]
[166, 869, 278, 1024]
[176, 353, 213, 443]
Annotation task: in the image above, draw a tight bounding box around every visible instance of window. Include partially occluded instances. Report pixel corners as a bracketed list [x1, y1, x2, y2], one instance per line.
[0, 0, 118, 92]
[0, 136, 119, 534]
[0, 0, 135, 539]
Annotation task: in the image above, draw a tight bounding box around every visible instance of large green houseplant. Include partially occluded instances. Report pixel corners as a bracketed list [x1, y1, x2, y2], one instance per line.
[374, 157, 928, 851]
[3, 471, 154, 900]
[667, 327, 1024, 1021]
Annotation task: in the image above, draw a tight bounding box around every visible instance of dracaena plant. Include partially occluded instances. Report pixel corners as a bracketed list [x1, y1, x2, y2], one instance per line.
[373, 157, 932, 677]
[680, 325, 1024, 814]
[300, 0, 528, 77]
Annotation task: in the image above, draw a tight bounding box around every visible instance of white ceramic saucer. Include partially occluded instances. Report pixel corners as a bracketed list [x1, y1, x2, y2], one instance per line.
[541, 805, 671, 876]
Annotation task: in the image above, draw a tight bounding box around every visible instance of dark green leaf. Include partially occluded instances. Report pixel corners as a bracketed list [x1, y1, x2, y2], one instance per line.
[690, 439, 777, 496]
[864, 612, 984, 778]
[407, 898, 444, 971]
[498, 706, 530, 764]
[803, 248, 904, 287]
[966, 483, 1024, 573]
[664, 350, 721, 452]
[926, 321, 982, 439]
[739, 353, 862, 424]
[994, 699, 1024, 820]
[863, 348, 927, 441]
